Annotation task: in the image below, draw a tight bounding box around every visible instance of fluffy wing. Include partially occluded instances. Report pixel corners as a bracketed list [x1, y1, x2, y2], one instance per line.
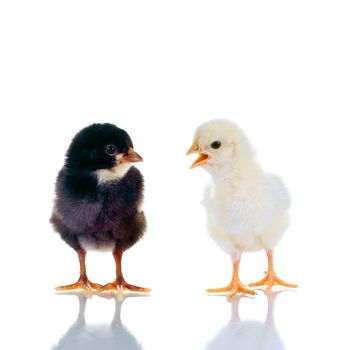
[51, 167, 102, 233]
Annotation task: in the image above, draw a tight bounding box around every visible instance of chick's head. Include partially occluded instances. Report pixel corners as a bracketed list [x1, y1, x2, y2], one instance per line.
[186, 119, 255, 173]
[65, 123, 142, 173]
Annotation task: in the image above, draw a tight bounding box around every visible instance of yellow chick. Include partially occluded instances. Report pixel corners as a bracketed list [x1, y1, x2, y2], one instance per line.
[187, 119, 297, 297]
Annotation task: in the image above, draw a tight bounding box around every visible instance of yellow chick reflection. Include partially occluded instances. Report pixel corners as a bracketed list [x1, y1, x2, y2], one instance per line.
[206, 293, 286, 350]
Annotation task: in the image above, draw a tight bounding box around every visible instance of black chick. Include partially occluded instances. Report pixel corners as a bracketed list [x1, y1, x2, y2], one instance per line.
[51, 123, 150, 294]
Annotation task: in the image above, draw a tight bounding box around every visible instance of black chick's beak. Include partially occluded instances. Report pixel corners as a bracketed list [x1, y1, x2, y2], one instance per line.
[120, 148, 143, 163]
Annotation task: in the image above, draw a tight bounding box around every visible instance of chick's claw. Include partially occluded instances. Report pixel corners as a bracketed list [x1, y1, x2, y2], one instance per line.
[98, 281, 118, 292]
[98, 280, 151, 294]
[123, 282, 151, 293]
[207, 282, 256, 297]
[228, 284, 257, 297]
[249, 274, 298, 292]
[207, 286, 233, 293]
[55, 279, 102, 295]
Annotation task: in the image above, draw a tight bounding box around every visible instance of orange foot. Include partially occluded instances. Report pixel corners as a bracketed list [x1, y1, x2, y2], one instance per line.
[207, 281, 257, 297]
[98, 279, 151, 294]
[56, 278, 102, 294]
[249, 272, 298, 292]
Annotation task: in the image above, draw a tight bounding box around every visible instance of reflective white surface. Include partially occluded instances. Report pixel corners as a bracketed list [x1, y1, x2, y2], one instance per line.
[2, 285, 350, 349]
[1, 0, 350, 349]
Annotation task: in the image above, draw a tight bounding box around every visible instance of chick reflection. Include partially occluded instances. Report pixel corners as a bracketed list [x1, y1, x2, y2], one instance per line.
[52, 296, 143, 350]
[206, 293, 285, 350]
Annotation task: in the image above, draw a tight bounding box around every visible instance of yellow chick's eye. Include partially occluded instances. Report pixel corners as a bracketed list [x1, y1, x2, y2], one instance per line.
[211, 141, 221, 149]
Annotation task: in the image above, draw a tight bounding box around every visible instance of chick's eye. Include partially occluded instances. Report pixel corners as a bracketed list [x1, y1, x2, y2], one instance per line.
[211, 141, 221, 149]
[105, 145, 118, 155]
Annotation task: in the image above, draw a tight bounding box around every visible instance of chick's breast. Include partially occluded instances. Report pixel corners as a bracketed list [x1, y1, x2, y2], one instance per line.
[203, 174, 291, 253]
[96, 167, 146, 250]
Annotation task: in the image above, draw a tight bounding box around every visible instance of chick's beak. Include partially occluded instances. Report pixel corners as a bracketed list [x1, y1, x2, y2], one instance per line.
[186, 140, 210, 169]
[120, 148, 143, 163]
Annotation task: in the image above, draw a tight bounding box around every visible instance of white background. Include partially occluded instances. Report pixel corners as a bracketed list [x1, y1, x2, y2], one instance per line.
[1, 1, 350, 349]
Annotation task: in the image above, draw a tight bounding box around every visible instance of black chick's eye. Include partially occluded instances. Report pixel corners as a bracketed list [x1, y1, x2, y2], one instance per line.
[211, 141, 221, 149]
[105, 144, 118, 155]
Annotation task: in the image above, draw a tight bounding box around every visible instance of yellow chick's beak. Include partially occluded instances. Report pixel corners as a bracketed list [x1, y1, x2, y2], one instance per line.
[120, 148, 143, 163]
[186, 140, 210, 169]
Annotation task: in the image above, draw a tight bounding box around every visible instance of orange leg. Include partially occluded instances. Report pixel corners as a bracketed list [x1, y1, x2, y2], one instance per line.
[56, 249, 102, 293]
[207, 255, 256, 297]
[249, 250, 298, 292]
[98, 251, 151, 294]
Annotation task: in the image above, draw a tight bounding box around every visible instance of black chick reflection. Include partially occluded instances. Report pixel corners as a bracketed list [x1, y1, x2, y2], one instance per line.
[52, 296, 143, 350]
[206, 293, 286, 350]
